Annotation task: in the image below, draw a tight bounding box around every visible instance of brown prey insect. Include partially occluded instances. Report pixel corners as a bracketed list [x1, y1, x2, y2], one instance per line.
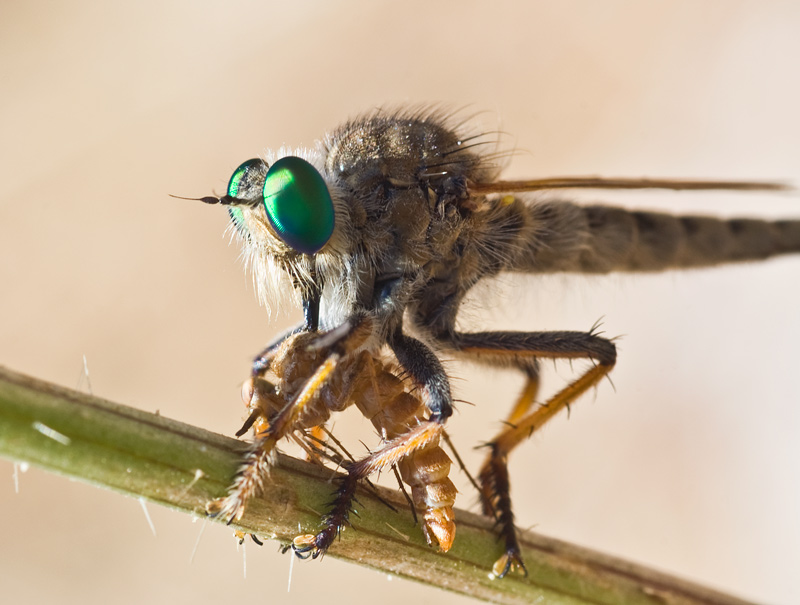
[192, 107, 799, 577]
[207, 320, 458, 556]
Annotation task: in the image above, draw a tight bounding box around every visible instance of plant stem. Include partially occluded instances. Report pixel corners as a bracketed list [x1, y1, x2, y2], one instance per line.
[0, 366, 755, 605]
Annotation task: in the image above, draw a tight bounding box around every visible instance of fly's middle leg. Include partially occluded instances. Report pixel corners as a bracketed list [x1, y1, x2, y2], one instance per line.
[290, 419, 447, 558]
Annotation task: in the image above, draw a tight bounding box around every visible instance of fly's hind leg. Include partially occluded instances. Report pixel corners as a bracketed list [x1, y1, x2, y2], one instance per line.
[448, 329, 617, 577]
[478, 364, 539, 520]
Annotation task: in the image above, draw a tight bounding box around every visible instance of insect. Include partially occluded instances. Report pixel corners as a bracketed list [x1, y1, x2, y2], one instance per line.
[208, 321, 457, 556]
[189, 107, 799, 577]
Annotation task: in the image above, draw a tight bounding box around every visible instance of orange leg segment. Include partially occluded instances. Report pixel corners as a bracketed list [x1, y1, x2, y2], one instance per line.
[448, 329, 616, 577]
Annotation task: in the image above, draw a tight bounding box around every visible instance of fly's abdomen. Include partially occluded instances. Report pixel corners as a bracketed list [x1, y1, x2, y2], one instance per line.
[579, 207, 800, 272]
[507, 199, 800, 274]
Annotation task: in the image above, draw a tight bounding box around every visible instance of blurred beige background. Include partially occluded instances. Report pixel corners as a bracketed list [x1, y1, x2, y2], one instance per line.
[1, 1, 799, 604]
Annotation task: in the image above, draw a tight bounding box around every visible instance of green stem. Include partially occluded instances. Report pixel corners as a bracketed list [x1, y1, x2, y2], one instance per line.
[0, 366, 755, 605]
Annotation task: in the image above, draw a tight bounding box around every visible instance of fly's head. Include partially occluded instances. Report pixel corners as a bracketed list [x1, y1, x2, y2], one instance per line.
[200, 110, 501, 337]
[201, 150, 357, 331]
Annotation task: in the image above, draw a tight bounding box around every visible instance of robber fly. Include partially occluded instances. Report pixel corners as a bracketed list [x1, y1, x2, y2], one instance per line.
[188, 107, 798, 577]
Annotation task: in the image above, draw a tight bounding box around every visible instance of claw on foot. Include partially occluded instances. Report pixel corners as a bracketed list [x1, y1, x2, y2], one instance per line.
[491, 551, 528, 579]
[232, 530, 264, 545]
[290, 533, 324, 559]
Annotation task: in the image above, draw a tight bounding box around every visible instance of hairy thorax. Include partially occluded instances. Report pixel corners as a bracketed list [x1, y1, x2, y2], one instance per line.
[319, 112, 502, 330]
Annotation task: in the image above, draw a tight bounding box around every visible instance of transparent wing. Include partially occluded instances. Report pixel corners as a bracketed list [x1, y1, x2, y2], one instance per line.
[470, 176, 790, 193]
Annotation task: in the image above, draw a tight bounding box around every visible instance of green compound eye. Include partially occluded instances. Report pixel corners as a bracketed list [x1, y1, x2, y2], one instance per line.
[228, 158, 267, 198]
[227, 206, 246, 233]
[262, 156, 334, 255]
[226, 158, 268, 236]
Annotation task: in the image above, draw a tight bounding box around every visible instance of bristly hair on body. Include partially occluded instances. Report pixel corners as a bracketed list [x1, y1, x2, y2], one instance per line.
[225, 106, 510, 328]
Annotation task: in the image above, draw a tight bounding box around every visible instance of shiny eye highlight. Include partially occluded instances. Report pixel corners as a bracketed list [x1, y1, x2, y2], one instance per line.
[262, 156, 334, 255]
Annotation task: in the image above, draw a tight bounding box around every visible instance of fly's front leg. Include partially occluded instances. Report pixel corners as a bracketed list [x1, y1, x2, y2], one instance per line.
[446, 329, 616, 577]
[207, 315, 373, 525]
[389, 328, 454, 422]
